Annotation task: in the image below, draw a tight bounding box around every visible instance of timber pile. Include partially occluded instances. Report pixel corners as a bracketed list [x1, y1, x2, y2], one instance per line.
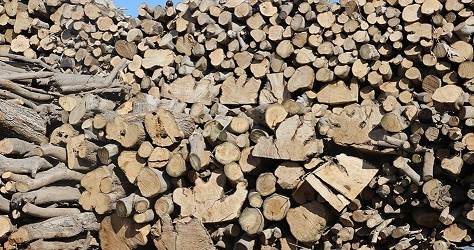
[2, 0, 474, 249]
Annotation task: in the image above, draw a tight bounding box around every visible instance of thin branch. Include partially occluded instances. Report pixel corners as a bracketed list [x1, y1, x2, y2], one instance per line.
[0, 79, 54, 101]
[0, 52, 59, 73]
[0, 71, 54, 80]
[0, 89, 39, 111]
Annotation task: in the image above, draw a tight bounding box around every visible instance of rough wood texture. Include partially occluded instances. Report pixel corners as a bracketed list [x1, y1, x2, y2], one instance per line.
[1, 0, 474, 249]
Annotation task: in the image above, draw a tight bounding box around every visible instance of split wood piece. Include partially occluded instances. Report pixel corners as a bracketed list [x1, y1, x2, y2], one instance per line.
[431, 85, 465, 112]
[136, 167, 170, 198]
[393, 157, 422, 186]
[287, 65, 315, 92]
[442, 223, 468, 243]
[144, 109, 194, 147]
[317, 81, 359, 105]
[97, 144, 119, 164]
[0, 154, 52, 177]
[319, 102, 383, 145]
[68, 94, 115, 125]
[253, 115, 323, 161]
[99, 213, 150, 249]
[314, 154, 379, 206]
[152, 214, 215, 249]
[21, 203, 81, 218]
[154, 194, 174, 217]
[15, 163, 84, 192]
[34, 144, 67, 162]
[8, 213, 100, 245]
[11, 186, 80, 209]
[247, 103, 288, 131]
[161, 76, 218, 105]
[422, 179, 452, 210]
[188, 131, 210, 171]
[220, 76, 260, 105]
[371, 218, 395, 244]
[262, 194, 290, 221]
[286, 201, 331, 243]
[239, 207, 265, 236]
[173, 170, 247, 223]
[105, 115, 145, 148]
[274, 161, 305, 190]
[0, 138, 35, 156]
[305, 173, 350, 212]
[239, 146, 261, 173]
[441, 155, 463, 176]
[117, 151, 146, 184]
[26, 237, 99, 250]
[0, 100, 47, 144]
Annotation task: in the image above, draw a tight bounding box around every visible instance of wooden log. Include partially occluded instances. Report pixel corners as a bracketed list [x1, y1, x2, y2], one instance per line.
[144, 109, 194, 147]
[8, 213, 100, 245]
[105, 115, 145, 149]
[239, 207, 264, 236]
[0, 138, 35, 156]
[15, 163, 83, 192]
[262, 194, 290, 221]
[0, 100, 47, 144]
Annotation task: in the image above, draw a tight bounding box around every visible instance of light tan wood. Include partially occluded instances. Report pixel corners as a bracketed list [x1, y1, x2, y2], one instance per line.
[286, 201, 330, 243]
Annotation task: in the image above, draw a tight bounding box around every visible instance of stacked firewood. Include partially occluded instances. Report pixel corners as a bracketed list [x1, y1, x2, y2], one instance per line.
[2, 0, 474, 249]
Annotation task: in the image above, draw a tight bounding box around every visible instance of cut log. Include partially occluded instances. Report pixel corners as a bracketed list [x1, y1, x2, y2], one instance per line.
[8, 213, 100, 245]
[0, 154, 52, 177]
[431, 85, 465, 111]
[239, 207, 265, 236]
[262, 194, 290, 221]
[0, 100, 47, 144]
[15, 163, 83, 192]
[136, 167, 170, 198]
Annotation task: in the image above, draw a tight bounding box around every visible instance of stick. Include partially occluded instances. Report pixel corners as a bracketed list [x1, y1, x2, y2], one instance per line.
[0, 52, 58, 73]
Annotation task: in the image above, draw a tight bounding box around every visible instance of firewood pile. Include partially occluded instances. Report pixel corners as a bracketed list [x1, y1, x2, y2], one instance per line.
[2, 0, 474, 249]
